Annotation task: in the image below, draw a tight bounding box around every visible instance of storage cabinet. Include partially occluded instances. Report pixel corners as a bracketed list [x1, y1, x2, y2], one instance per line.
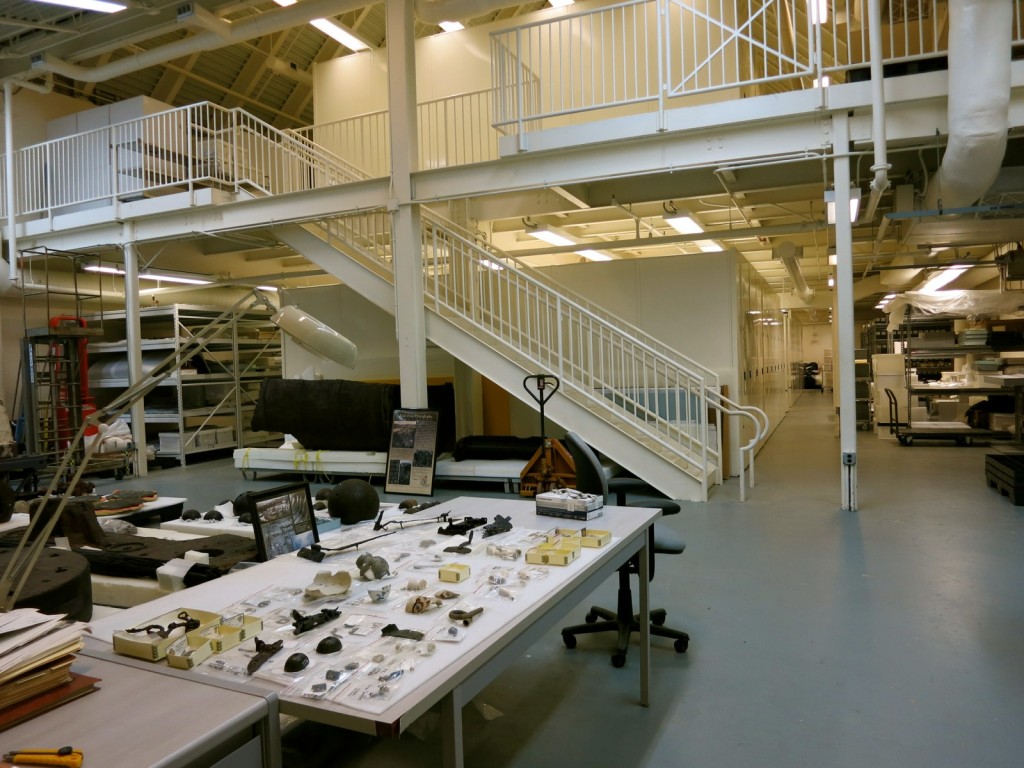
[86, 304, 282, 466]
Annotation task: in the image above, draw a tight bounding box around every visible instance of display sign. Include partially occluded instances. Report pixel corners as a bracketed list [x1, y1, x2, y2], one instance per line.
[385, 409, 439, 496]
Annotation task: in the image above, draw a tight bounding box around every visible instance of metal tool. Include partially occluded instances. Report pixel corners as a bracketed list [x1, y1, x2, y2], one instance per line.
[3, 747, 83, 767]
[449, 607, 484, 626]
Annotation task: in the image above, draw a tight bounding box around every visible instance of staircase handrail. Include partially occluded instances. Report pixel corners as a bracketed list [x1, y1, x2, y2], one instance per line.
[422, 208, 722, 388]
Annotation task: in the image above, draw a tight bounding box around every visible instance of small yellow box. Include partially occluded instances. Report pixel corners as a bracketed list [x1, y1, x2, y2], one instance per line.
[556, 528, 611, 547]
[439, 563, 471, 582]
[113, 608, 222, 662]
[526, 536, 581, 566]
[166, 633, 214, 670]
[202, 614, 264, 653]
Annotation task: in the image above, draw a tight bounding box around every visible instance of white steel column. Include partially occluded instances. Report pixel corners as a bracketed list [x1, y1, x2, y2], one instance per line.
[832, 114, 857, 510]
[122, 226, 148, 476]
[387, 0, 428, 408]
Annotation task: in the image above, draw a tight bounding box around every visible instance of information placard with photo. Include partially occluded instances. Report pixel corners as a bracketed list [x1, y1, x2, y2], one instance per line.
[385, 409, 439, 496]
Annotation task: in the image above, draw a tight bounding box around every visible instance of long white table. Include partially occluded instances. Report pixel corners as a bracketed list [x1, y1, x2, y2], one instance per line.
[88, 496, 658, 768]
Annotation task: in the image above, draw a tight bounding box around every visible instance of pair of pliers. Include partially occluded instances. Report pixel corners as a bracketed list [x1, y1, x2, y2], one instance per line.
[3, 747, 82, 767]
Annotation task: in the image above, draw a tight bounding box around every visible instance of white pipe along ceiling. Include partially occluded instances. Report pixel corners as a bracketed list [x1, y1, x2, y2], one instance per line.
[923, 0, 1011, 212]
[883, 0, 1011, 290]
[777, 241, 813, 304]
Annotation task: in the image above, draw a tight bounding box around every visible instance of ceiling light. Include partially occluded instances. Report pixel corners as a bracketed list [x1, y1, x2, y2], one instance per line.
[813, 75, 830, 88]
[919, 266, 968, 294]
[824, 187, 861, 224]
[35, 0, 126, 12]
[696, 240, 723, 252]
[549, 0, 575, 7]
[84, 263, 213, 285]
[526, 224, 615, 261]
[828, 276, 835, 287]
[827, 250, 838, 266]
[665, 213, 704, 235]
[439, 21, 464, 32]
[527, 227, 575, 247]
[576, 249, 613, 262]
[273, 0, 369, 51]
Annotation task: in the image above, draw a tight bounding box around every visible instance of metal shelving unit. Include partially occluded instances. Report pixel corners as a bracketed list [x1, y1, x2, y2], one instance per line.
[86, 304, 283, 466]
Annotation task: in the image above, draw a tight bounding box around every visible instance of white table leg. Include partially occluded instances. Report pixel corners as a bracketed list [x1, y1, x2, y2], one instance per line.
[441, 685, 466, 768]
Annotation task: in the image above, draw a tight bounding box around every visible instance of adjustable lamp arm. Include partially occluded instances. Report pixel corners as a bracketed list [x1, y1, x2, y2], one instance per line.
[0, 288, 277, 612]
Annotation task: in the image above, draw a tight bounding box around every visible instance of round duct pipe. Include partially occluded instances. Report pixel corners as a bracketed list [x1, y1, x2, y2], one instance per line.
[923, 0, 1011, 211]
[776, 241, 814, 304]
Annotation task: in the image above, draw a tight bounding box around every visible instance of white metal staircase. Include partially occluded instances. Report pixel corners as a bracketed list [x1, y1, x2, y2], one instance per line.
[4, 101, 767, 502]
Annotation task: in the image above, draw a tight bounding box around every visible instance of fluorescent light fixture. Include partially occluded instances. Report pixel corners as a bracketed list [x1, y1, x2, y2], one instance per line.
[35, 0, 126, 12]
[439, 21, 464, 32]
[665, 213, 704, 235]
[696, 240, 723, 253]
[84, 264, 126, 276]
[527, 227, 575, 247]
[919, 266, 968, 294]
[813, 75, 830, 88]
[809, 0, 828, 24]
[828, 276, 835, 287]
[273, 0, 369, 51]
[142, 272, 212, 285]
[576, 249, 613, 262]
[526, 224, 614, 261]
[480, 259, 505, 271]
[825, 187, 861, 224]
[828, 251, 838, 266]
[549, 0, 575, 7]
[884, 293, 896, 299]
[84, 264, 212, 285]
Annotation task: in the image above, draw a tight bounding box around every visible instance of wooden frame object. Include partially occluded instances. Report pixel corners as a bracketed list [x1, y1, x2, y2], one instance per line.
[385, 409, 439, 496]
[246, 482, 319, 561]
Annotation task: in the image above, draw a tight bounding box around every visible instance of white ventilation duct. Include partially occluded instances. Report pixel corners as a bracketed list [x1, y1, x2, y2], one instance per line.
[923, 0, 1012, 212]
[777, 241, 813, 304]
[30, 0, 368, 83]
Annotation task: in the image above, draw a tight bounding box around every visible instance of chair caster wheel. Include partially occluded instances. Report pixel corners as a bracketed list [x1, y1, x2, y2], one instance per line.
[562, 632, 577, 650]
[584, 612, 598, 624]
[611, 653, 626, 668]
[674, 637, 689, 653]
[651, 609, 667, 626]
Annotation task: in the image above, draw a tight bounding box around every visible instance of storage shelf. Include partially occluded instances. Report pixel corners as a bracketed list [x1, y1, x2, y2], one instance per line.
[84, 303, 281, 468]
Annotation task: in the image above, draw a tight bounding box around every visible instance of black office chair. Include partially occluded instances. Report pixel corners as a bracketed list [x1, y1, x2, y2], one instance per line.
[561, 432, 690, 667]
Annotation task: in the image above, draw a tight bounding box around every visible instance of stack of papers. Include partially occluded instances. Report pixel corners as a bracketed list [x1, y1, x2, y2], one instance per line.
[0, 608, 96, 731]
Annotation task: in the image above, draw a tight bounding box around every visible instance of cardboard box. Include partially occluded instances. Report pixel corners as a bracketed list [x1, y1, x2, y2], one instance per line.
[526, 536, 581, 566]
[201, 614, 263, 653]
[166, 633, 215, 669]
[556, 528, 611, 547]
[536, 489, 603, 513]
[113, 608, 222, 661]
[439, 563, 471, 582]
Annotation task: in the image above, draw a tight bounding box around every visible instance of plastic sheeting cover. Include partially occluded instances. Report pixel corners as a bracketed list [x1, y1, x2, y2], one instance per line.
[884, 290, 1024, 332]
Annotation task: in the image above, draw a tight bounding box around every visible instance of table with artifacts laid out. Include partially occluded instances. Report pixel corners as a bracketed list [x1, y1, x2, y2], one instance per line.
[86, 496, 660, 768]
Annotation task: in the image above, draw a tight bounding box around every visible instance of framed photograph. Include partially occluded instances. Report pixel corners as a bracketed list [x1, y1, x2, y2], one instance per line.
[246, 482, 319, 561]
[385, 409, 439, 496]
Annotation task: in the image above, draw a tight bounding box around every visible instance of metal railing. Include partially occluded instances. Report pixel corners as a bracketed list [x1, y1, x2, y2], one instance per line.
[291, 88, 510, 177]
[492, 0, 1024, 132]
[303, 205, 768, 498]
[7, 101, 365, 220]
